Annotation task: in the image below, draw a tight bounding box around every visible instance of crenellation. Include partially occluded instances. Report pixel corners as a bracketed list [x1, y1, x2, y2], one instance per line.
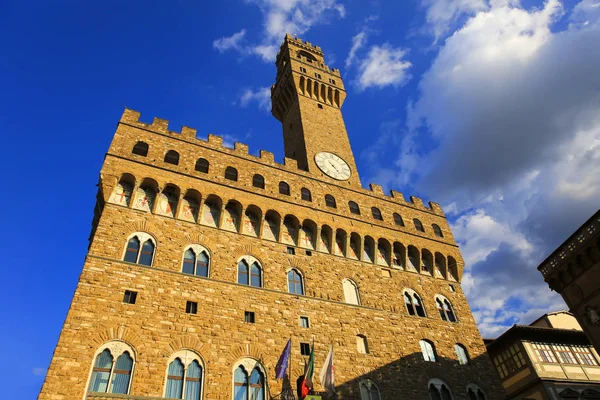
[369, 183, 384, 195]
[151, 117, 169, 133]
[283, 156, 298, 169]
[233, 142, 249, 154]
[410, 195, 425, 209]
[259, 150, 275, 163]
[207, 133, 223, 146]
[121, 108, 140, 123]
[180, 126, 196, 140]
[390, 190, 405, 202]
[429, 202, 444, 215]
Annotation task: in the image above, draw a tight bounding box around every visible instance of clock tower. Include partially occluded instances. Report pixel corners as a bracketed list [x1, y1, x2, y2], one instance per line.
[271, 34, 362, 188]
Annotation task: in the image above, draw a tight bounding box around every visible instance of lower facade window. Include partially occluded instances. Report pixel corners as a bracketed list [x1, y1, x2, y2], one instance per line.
[428, 378, 453, 400]
[359, 378, 381, 400]
[234, 364, 265, 400]
[88, 342, 135, 395]
[165, 351, 204, 399]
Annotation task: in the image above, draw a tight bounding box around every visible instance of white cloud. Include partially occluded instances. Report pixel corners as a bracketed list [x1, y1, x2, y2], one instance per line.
[214, 0, 345, 62]
[420, 0, 489, 40]
[365, 0, 600, 336]
[345, 31, 368, 68]
[356, 45, 412, 90]
[213, 29, 247, 53]
[239, 87, 271, 111]
[33, 367, 46, 377]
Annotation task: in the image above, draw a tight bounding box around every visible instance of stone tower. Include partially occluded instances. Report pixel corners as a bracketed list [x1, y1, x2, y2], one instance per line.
[39, 35, 504, 400]
[272, 34, 360, 188]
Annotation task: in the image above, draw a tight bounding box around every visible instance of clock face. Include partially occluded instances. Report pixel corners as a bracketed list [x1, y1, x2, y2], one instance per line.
[315, 152, 351, 180]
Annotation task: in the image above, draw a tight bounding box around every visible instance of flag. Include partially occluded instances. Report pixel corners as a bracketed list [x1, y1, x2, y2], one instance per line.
[300, 345, 314, 398]
[275, 338, 292, 379]
[319, 345, 335, 394]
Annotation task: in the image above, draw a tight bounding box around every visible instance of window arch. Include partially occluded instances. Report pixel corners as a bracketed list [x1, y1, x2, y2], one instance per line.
[349, 201, 360, 215]
[132, 141, 148, 156]
[404, 289, 426, 317]
[87, 341, 135, 394]
[182, 245, 210, 278]
[288, 269, 304, 295]
[237, 256, 262, 288]
[123, 232, 155, 266]
[429, 378, 453, 400]
[164, 350, 204, 399]
[359, 378, 381, 400]
[432, 224, 444, 237]
[225, 166, 238, 181]
[393, 213, 404, 227]
[456, 344, 470, 365]
[420, 340, 437, 362]
[414, 218, 425, 232]
[435, 295, 457, 322]
[252, 174, 265, 189]
[467, 385, 486, 400]
[325, 194, 336, 208]
[195, 158, 209, 173]
[164, 150, 180, 165]
[279, 181, 290, 195]
[301, 188, 312, 201]
[343, 279, 360, 305]
[233, 359, 267, 400]
[371, 207, 383, 221]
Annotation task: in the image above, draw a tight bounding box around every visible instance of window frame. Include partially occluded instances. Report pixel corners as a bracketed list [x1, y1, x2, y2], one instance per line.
[287, 269, 304, 295]
[252, 174, 265, 189]
[181, 244, 211, 278]
[86, 341, 136, 395]
[349, 201, 360, 215]
[359, 378, 381, 400]
[325, 194, 337, 208]
[132, 141, 149, 156]
[404, 289, 427, 318]
[371, 207, 383, 221]
[122, 232, 156, 266]
[414, 218, 425, 232]
[432, 224, 444, 237]
[164, 150, 180, 165]
[195, 158, 209, 173]
[435, 295, 457, 323]
[164, 350, 205, 400]
[232, 358, 268, 400]
[455, 344, 470, 365]
[279, 181, 290, 196]
[420, 340, 437, 362]
[301, 188, 312, 201]
[225, 166, 238, 181]
[237, 256, 263, 288]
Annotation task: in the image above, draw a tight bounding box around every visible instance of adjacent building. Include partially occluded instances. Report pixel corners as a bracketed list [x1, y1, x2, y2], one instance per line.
[39, 34, 504, 399]
[486, 311, 600, 399]
[538, 211, 600, 354]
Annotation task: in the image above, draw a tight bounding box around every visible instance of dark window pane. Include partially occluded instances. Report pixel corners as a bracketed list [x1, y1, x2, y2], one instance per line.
[124, 237, 140, 263]
[250, 263, 262, 287]
[195, 158, 209, 173]
[196, 252, 209, 277]
[132, 142, 148, 156]
[182, 249, 195, 275]
[139, 240, 154, 266]
[253, 174, 265, 189]
[225, 167, 238, 181]
[164, 150, 179, 165]
[238, 261, 249, 285]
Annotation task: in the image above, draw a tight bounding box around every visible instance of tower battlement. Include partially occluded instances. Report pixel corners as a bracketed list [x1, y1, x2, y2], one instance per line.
[119, 108, 445, 215]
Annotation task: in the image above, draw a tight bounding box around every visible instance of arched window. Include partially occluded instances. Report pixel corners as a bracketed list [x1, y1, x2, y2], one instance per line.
[359, 378, 381, 400]
[371, 207, 383, 221]
[88, 341, 135, 394]
[325, 194, 336, 208]
[404, 289, 426, 317]
[436, 296, 457, 322]
[432, 224, 444, 237]
[393, 213, 404, 227]
[349, 201, 360, 215]
[195, 158, 209, 173]
[132, 141, 148, 156]
[420, 340, 437, 362]
[164, 350, 204, 399]
[429, 378, 453, 400]
[123, 233, 155, 266]
[182, 245, 210, 278]
[253, 174, 265, 189]
[414, 218, 425, 232]
[237, 257, 262, 288]
[343, 279, 360, 305]
[164, 150, 180, 165]
[301, 188, 312, 201]
[233, 360, 266, 400]
[455, 344, 470, 365]
[288, 269, 304, 295]
[357, 335, 369, 354]
[225, 166, 238, 181]
[279, 181, 290, 195]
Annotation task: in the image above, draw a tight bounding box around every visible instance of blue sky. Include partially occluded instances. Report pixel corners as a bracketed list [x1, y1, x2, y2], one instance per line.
[1, 0, 600, 397]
